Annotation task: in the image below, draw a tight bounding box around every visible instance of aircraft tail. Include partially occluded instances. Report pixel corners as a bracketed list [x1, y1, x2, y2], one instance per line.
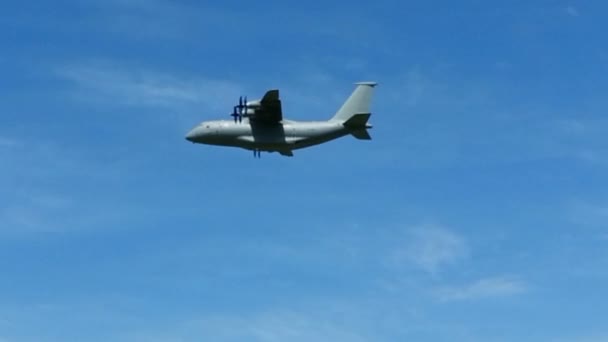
[331, 82, 377, 122]
[343, 113, 372, 140]
[350, 128, 371, 140]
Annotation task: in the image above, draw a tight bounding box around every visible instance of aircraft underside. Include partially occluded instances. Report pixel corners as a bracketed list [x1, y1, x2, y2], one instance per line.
[209, 129, 351, 157]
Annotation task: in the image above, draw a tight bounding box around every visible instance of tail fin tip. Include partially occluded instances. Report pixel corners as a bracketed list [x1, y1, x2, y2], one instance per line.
[355, 81, 378, 87]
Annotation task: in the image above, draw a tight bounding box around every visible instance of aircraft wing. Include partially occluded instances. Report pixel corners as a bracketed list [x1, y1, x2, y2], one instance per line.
[252, 89, 283, 123]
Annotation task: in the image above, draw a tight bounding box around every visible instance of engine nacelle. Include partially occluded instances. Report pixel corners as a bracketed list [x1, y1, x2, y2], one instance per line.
[243, 108, 257, 115]
[242, 99, 262, 117]
[246, 100, 261, 107]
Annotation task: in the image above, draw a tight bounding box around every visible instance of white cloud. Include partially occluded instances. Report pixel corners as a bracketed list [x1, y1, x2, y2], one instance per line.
[434, 276, 527, 302]
[55, 63, 242, 111]
[389, 225, 469, 274]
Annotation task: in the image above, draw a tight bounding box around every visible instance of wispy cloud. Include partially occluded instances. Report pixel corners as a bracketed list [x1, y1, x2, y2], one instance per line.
[89, 0, 383, 52]
[386, 66, 493, 110]
[0, 137, 19, 148]
[434, 276, 527, 302]
[189, 310, 368, 342]
[0, 137, 157, 236]
[379, 65, 608, 170]
[565, 5, 580, 17]
[55, 63, 242, 111]
[548, 118, 608, 165]
[555, 333, 608, 342]
[105, 0, 384, 46]
[106, 305, 373, 342]
[2, 191, 78, 235]
[54, 60, 374, 126]
[397, 67, 435, 107]
[0, 140, 78, 235]
[92, 0, 207, 40]
[569, 200, 608, 229]
[389, 225, 469, 274]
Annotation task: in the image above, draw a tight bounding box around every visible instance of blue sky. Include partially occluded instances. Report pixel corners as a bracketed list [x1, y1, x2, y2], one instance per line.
[1, 0, 608, 341]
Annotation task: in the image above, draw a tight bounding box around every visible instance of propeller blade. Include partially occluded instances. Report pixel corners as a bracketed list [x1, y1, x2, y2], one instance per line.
[230, 105, 240, 122]
[238, 96, 246, 116]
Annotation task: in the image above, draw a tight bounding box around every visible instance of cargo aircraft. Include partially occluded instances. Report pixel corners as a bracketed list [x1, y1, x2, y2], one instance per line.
[185, 82, 377, 157]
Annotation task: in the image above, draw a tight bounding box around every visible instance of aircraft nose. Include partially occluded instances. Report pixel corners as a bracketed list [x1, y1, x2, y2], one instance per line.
[185, 128, 197, 142]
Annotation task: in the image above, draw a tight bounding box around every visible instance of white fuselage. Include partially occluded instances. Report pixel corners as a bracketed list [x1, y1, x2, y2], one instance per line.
[185, 119, 350, 152]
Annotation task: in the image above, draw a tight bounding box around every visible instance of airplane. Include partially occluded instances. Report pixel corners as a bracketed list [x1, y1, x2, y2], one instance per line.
[185, 82, 377, 158]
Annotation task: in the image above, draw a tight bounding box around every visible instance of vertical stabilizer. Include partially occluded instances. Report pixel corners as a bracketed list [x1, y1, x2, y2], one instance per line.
[331, 82, 377, 122]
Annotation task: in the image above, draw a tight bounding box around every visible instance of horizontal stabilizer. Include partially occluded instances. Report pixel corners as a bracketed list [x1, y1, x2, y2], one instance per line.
[279, 150, 294, 157]
[343, 113, 371, 128]
[351, 129, 371, 140]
